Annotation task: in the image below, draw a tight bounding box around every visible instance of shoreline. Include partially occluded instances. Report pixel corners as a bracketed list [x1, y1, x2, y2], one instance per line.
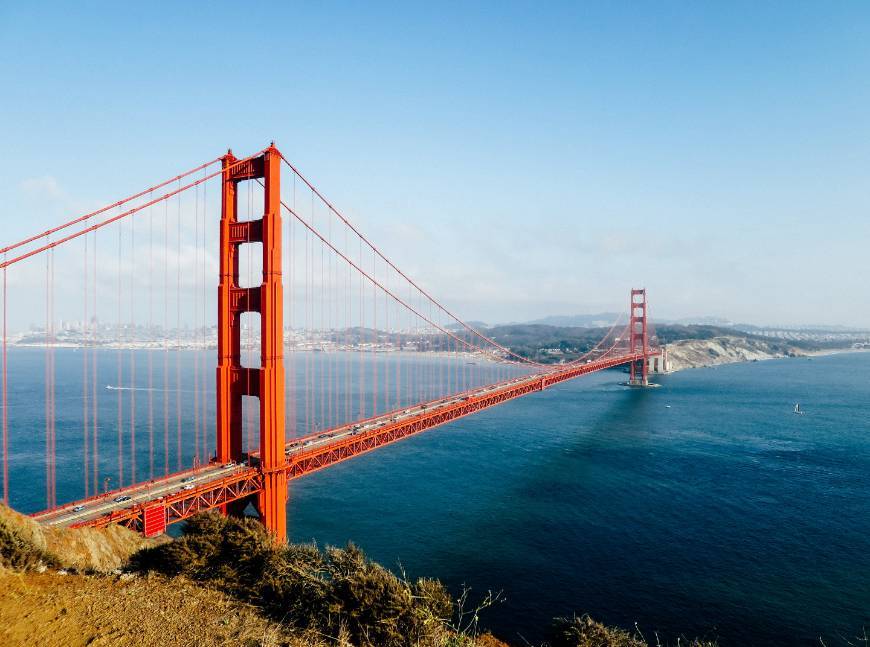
[660, 338, 868, 374]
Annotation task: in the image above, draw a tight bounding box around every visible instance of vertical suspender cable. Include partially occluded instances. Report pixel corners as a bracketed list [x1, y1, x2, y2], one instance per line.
[386, 262, 391, 412]
[345, 224, 351, 424]
[129, 214, 136, 484]
[46, 245, 56, 507]
[204, 171, 210, 459]
[371, 246, 376, 417]
[83, 235, 89, 498]
[51, 248, 56, 507]
[163, 199, 169, 475]
[321, 222, 326, 428]
[148, 192, 155, 480]
[176, 181, 182, 469]
[359, 237, 364, 420]
[2, 259, 7, 505]
[194, 183, 200, 466]
[202, 170, 209, 460]
[92, 232, 99, 494]
[328, 212, 334, 429]
[290, 175, 297, 439]
[305, 223, 310, 436]
[117, 224, 123, 488]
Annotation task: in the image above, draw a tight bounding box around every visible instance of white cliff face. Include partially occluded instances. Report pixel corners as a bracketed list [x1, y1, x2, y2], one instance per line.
[663, 336, 804, 372]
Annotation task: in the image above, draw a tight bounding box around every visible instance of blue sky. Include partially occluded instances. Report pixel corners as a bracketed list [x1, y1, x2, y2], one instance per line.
[1, 2, 868, 326]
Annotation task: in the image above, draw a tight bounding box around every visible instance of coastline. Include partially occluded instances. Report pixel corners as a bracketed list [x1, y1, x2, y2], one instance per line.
[661, 335, 867, 373]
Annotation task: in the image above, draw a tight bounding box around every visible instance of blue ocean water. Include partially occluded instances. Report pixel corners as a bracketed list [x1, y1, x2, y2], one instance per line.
[3, 349, 869, 644]
[287, 353, 870, 645]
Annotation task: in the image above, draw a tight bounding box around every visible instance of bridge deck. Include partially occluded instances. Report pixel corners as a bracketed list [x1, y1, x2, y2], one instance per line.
[32, 351, 656, 533]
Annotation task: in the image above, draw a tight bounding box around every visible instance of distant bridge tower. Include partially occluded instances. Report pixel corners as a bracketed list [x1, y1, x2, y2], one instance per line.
[216, 145, 287, 542]
[628, 288, 649, 386]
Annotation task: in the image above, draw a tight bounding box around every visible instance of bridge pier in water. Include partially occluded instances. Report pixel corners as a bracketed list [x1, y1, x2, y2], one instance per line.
[216, 145, 287, 542]
[626, 288, 656, 387]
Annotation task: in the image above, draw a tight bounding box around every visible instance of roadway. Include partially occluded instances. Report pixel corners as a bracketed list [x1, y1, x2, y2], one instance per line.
[32, 463, 243, 527]
[32, 353, 652, 530]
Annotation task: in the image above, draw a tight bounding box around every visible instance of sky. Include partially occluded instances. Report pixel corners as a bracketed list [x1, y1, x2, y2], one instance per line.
[1, 2, 868, 327]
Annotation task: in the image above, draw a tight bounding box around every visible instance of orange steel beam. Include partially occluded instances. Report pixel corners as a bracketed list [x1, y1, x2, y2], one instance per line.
[69, 469, 262, 532]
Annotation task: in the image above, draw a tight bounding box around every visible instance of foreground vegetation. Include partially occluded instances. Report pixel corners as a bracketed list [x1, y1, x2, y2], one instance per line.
[132, 513, 460, 646]
[1, 503, 724, 646]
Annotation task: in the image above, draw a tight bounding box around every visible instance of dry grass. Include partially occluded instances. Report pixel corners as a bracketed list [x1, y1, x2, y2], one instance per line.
[0, 569, 321, 647]
[547, 614, 647, 647]
[132, 512, 458, 646]
[0, 503, 157, 572]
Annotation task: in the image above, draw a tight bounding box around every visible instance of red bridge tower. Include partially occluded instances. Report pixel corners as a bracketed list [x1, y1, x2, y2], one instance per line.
[216, 145, 287, 541]
[628, 288, 649, 386]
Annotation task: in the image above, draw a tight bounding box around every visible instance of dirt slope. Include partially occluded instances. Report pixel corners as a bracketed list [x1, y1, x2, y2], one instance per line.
[0, 569, 312, 647]
[0, 503, 157, 572]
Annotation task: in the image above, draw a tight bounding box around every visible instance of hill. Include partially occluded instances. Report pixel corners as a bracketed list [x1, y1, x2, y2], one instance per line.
[483, 322, 856, 366]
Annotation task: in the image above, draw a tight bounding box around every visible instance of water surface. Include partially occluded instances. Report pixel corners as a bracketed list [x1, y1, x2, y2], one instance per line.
[287, 353, 870, 645]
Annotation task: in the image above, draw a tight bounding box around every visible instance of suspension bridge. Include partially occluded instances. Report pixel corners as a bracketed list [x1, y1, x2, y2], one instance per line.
[0, 144, 659, 542]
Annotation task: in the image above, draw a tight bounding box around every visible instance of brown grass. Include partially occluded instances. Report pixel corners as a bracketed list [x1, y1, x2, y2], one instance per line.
[547, 614, 647, 647]
[0, 569, 321, 647]
[0, 503, 158, 572]
[131, 512, 457, 646]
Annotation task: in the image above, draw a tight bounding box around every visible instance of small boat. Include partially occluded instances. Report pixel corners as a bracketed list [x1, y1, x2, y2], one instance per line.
[793, 403, 805, 415]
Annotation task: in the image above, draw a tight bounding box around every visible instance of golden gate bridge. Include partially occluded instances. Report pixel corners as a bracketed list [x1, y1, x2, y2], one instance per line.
[0, 144, 658, 542]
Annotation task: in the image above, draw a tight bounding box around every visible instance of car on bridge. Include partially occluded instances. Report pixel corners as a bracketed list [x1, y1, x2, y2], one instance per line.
[113, 495, 132, 503]
[72, 505, 85, 512]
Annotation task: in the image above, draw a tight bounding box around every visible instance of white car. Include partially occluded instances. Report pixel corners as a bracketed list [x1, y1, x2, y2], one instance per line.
[72, 505, 85, 512]
[183, 484, 195, 491]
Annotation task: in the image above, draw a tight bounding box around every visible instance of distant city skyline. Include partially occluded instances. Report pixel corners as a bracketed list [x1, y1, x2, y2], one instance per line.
[1, 3, 868, 327]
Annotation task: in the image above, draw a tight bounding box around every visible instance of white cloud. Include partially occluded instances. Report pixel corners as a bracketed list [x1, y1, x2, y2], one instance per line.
[19, 175, 64, 199]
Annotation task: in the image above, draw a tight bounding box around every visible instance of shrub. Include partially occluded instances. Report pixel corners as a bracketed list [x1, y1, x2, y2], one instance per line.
[131, 513, 454, 646]
[547, 614, 646, 647]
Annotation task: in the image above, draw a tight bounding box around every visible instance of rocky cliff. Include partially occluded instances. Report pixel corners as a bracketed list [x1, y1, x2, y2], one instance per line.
[664, 335, 805, 372]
